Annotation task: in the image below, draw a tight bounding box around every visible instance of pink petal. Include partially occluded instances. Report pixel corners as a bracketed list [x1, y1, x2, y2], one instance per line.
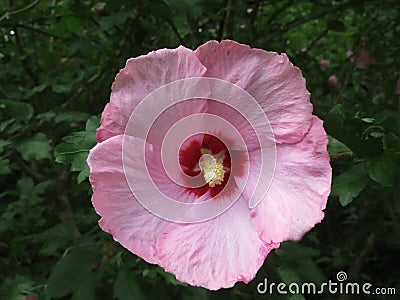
[87, 135, 173, 264]
[97, 46, 207, 142]
[205, 101, 263, 152]
[251, 116, 331, 243]
[195, 40, 313, 144]
[328, 75, 339, 86]
[156, 199, 279, 290]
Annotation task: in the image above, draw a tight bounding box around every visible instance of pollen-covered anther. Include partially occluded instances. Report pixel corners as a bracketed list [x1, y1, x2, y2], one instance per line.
[198, 153, 225, 187]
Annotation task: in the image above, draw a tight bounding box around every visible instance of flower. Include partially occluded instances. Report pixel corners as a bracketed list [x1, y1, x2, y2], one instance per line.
[319, 59, 330, 69]
[87, 40, 331, 290]
[328, 75, 339, 86]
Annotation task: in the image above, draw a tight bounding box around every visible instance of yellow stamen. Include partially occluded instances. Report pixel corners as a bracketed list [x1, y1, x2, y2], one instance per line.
[198, 154, 225, 187]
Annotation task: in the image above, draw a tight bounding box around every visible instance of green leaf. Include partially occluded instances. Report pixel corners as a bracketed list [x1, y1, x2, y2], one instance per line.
[16, 176, 51, 203]
[275, 241, 326, 285]
[45, 245, 100, 298]
[54, 117, 98, 183]
[361, 117, 375, 124]
[47, 16, 84, 38]
[142, 266, 183, 286]
[85, 116, 100, 132]
[0, 119, 14, 132]
[331, 163, 369, 206]
[5, 275, 35, 300]
[0, 159, 11, 175]
[31, 83, 47, 93]
[375, 111, 400, 134]
[54, 132, 95, 168]
[36, 111, 56, 121]
[52, 82, 73, 93]
[100, 10, 135, 29]
[0, 139, 12, 152]
[276, 267, 309, 299]
[277, 266, 302, 285]
[113, 267, 147, 300]
[275, 241, 320, 263]
[24, 83, 47, 98]
[0, 99, 34, 120]
[327, 135, 352, 155]
[71, 272, 97, 300]
[15, 133, 52, 160]
[325, 104, 383, 157]
[35, 223, 75, 256]
[383, 133, 400, 155]
[55, 111, 90, 123]
[368, 153, 399, 187]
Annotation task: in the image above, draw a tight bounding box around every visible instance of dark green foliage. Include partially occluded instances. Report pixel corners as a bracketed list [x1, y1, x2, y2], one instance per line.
[0, 0, 399, 299]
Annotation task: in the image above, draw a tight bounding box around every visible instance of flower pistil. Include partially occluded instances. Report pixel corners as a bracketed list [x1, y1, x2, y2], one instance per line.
[198, 152, 225, 187]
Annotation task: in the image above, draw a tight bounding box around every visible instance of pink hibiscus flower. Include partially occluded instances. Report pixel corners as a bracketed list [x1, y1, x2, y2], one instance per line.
[87, 40, 332, 290]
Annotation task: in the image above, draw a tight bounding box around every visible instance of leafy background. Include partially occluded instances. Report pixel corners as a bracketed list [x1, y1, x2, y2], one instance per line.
[1, 0, 399, 299]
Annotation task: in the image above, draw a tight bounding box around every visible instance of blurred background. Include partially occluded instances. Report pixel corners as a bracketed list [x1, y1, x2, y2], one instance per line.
[0, 0, 399, 299]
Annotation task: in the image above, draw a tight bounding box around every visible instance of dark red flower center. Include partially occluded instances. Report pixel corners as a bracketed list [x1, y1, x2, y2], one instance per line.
[179, 134, 231, 198]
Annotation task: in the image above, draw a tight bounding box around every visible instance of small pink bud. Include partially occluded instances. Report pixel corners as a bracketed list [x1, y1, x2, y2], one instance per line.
[328, 75, 339, 86]
[246, 8, 253, 13]
[239, 24, 246, 29]
[319, 59, 330, 69]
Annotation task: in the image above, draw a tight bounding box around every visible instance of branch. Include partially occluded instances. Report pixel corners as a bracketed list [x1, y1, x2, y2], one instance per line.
[53, 169, 81, 239]
[62, 71, 104, 108]
[0, 85, 10, 98]
[216, 0, 229, 41]
[265, 0, 293, 26]
[0, 0, 41, 23]
[166, 19, 184, 44]
[269, 1, 360, 40]
[15, 23, 61, 39]
[304, 27, 329, 53]
[13, 152, 44, 181]
[14, 28, 39, 85]
[330, 151, 354, 161]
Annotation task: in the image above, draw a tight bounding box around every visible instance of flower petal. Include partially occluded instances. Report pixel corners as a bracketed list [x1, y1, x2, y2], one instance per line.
[156, 199, 279, 290]
[97, 46, 207, 142]
[195, 40, 313, 144]
[251, 116, 331, 243]
[87, 135, 173, 264]
[206, 101, 262, 152]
